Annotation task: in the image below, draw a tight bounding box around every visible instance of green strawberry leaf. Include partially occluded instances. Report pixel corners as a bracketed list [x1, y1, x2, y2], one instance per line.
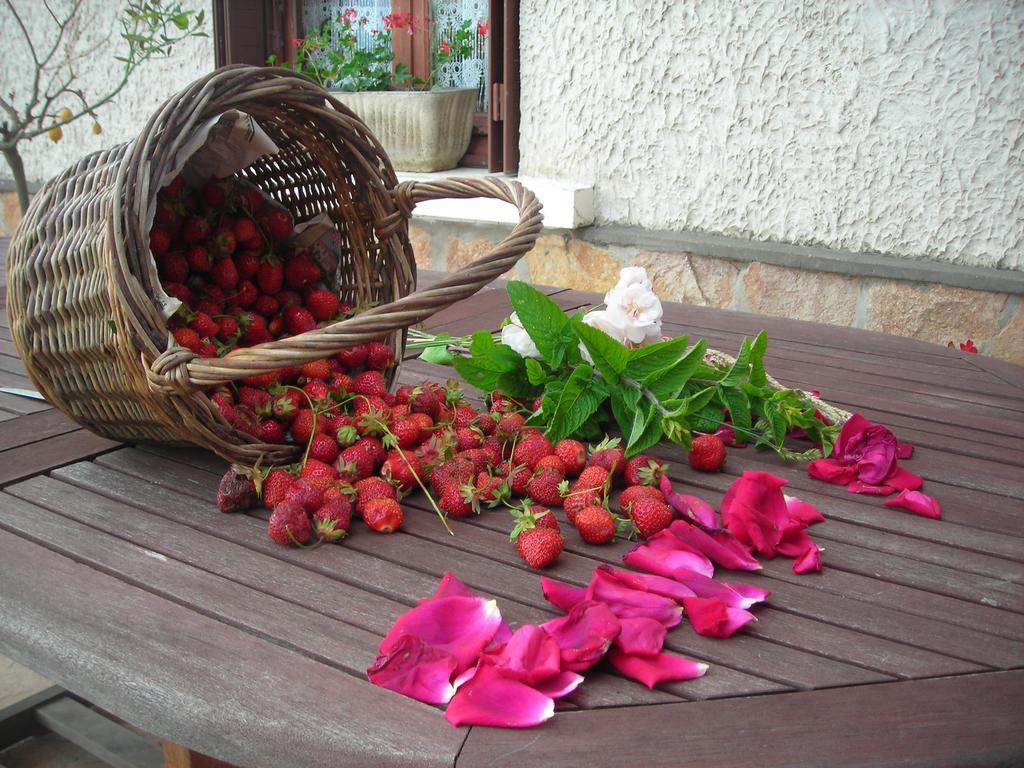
[506, 281, 577, 367]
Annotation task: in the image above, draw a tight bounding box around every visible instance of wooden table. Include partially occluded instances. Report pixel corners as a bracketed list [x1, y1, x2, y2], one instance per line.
[2, 244, 1023, 767]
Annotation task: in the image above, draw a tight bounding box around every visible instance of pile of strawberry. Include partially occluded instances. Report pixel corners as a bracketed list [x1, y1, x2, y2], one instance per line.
[153, 174, 344, 361]
[215, 374, 731, 568]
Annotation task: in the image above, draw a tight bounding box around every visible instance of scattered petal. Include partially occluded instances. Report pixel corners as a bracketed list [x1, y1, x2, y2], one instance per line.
[607, 649, 708, 688]
[883, 466, 924, 492]
[775, 524, 815, 558]
[609, 568, 697, 603]
[624, 533, 715, 578]
[832, 413, 898, 485]
[532, 671, 584, 699]
[615, 616, 668, 656]
[793, 544, 823, 574]
[367, 634, 458, 705]
[660, 476, 720, 529]
[668, 520, 762, 571]
[897, 441, 914, 460]
[430, 571, 475, 600]
[670, 568, 770, 609]
[884, 489, 942, 519]
[682, 597, 756, 638]
[379, 596, 503, 674]
[784, 495, 825, 526]
[541, 600, 621, 672]
[445, 666, 555, 728]
[720, 471, 792, 557]
[724, 581, 772, 605]
[480, 625, 562, 685]
[847, 480, 895, 496]
[586, 566, 683, 628]
[808, 457, 857, 486]
[540, 576, 587, 613]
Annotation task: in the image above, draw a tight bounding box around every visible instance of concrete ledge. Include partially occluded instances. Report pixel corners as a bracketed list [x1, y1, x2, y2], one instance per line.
[582, 226, 1024, 296]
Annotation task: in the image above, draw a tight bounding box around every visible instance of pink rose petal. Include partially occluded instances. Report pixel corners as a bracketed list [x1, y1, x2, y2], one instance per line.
[541, 600, 621, 672]
[784, 495, 825, 526]
[725, 581, 772, 605]
[660, 476, 721, 529]
[720, 471, 792, 557]
[615, 616, 668, 656]
[847, 480, 896, 495]
[713, 425, 739, 446]
[586, 566, 683, 628]
[793, 543, 823, 574]
[668, 520, 762, 571]
[430, 571, 475, 600]
[670, 568, 770, 609]
[808, 457, 857, 485]
[540, 576, 587, 613]
[624, 533, 715, 578]
[833, 413, 898, 485]
[608, 569, 697, 603]
[682, 597, 756, 638]
[883, 466, 924, 492]
[606, 649, 708, 688]
[532, 671, 584, 699]
[897, 441, 914, 460]
[444, 666, 554, 728]
[884, 489, 942, 519]
[367, 634, 458, 705]
[480, 625, 562, 685]
[379, 596, 503, 674]
[775, 525, 815, 558]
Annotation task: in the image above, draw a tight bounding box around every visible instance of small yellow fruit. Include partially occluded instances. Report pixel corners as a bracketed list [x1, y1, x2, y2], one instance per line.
[57, 107, 73, 122]
[91, 121, 102, 135]
[47, 125, 63, 142]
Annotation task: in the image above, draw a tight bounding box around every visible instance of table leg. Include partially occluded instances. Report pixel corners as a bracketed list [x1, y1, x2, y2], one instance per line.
[162, 740, 240, 768]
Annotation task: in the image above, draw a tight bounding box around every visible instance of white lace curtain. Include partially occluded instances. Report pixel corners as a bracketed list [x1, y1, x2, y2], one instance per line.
[301, 0, 489, 110]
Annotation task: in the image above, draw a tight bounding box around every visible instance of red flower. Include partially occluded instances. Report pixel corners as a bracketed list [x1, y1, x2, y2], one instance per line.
[440, 40, 452, 54]
[342, 7, 358, 22]
[477, 19, 490, 36]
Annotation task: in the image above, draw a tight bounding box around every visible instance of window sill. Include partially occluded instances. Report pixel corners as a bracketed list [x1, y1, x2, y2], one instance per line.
[395, 167, 594, 230]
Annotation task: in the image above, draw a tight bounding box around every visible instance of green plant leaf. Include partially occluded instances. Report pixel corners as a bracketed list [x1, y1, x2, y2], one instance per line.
[643, 339, 707, 400]
[625, 403, 663, 458]
[545, 364, 602, 443]
[419, 344, 454, 365]
[720, 387, 752, 433]
[572, 318, 629, 383]
[451, 331, 521, 390]
[749, 331, 769, 388]
[506, 282, 576, 367]
[624, 336, 689, 380]
[720, 337, 752, 388]
[525, 358, 549, 386]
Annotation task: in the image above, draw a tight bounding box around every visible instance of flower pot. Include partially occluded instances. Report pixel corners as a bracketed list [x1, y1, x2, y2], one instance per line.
[330, 88, 477, 172]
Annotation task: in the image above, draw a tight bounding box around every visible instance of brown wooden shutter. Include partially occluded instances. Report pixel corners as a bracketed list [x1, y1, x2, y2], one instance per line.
[214, 0, 292, 68]
[392, 0, 432, 82]
[487, 0, 519, 173]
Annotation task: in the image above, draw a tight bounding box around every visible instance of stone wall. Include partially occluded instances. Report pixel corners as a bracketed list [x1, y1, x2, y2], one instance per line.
[408, 219, 1024, 366]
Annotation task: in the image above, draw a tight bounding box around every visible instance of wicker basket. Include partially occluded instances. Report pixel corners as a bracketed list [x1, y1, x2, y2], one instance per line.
[5, 66, 542, 466]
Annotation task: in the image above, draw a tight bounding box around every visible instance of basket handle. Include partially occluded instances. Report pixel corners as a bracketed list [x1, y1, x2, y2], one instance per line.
[148, 176, 543, 392]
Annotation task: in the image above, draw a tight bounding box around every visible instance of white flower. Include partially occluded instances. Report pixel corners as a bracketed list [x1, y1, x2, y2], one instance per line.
[605, 282, 663, 344]
[608, 266, 653, 296]
[578, 309, 627, 362]
[500, 312, 542, 359]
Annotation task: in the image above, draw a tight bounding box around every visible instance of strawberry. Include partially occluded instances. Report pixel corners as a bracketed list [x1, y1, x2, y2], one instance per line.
[149, 227, 172, 256]
[555, 439, 586, 477]
[217, 470, 256, 513]
[299, 459, 339, 491]
[535, 454, 566, 475]
[298, 358, 331, 381]
[619, 485, 666, 511]
[337, 344, 368, 369]
[257, 258, 284, 295]
[183, 215, 210, 244]
[211, 258, 239, 290]
[688, 434, 726, 472]
[507, 463, 532, 497]
[526, 466, 565, 507]
[290, 409, 323, 445]
[309, 433, 340, 464]
[267, 314, 285, 338]
[234, 249, 260, 280]
[305, 289, 340, 322]
[366, 341, 394, 369]
[313, 501, 351, 542]
[158, 251, 190, 283]
[576, 505, 616, 544]
[337, 445, 375, 483]
[589, 437, 626, 483]
[495, 412, 525, 442]
[260, 208, 294, 242]
[473, 471, 508, 508]
[172, 327, 202, 353]
[233, 216, 258, 243]
[162, 281, 193, 306]
[328, 372, 353, 396]
[431, 456, 475, 496]
[154, 200, 182, 237]
[189, 312, 219, 339]
[624, 455, 666, 486]
[202, 178, 228, 208]
[490, 390, 520, 414]
[268, 501, 312, 546]
[516, 527, 564, 568]
[284, 305, 316, 335]
[439, 485, 474, 518]
[457, 448, 491, 475]
[575, 464, 610, 492]
[564, 489, 601, 526]
[510, 503, 560, 539]
[187, 245, 212, 273]
[512, 435, 555, 471]
[353, 370, 388, 398]
[253, 294, 280, 317]
[284, 250, 320, 290]
[408, 412, 435, 435]
[262, 468, 297, 509]
[355, 436, 386, 468]
[235, 279, 258, 307]
[241, 314, 273, 345]
[629, 497, 674, 539]
[389, 418, 421, 449]
[258, 419, 286, 444]
[210, 226, 237, 257]
[354, 476, 397, 516]
[282, 479, 324, 513]
[456, 427, 483, 451]
[381, 450, 423, 493]
[160, 174, 185, 200]
[322, 483, 355, 508]
[363, 497, 403, 533]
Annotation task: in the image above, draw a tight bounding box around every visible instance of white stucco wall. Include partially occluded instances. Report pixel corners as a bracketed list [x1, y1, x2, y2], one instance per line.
[520, 1, 1024, 270]
[0, 0, 214, 187]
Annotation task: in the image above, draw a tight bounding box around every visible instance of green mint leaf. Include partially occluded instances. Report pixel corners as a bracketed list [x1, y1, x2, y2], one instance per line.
[720, 387, 752, 432]
[496, 366, 536, 400]
[506, 282, 575, 367]
[572, 318, 629, 383]
[749, 331, 769, 388]
[524, 358, 549, 386]
[624, 336, 689, 380]
[452, 355, 498, 391]
[720, 337, 752, 387]
[690, 403, 723, 434]
[418, 333, 454, 365]
[545, 364, 602, 443]
[643, 339, 707, 400]
[682, 386, 718, 417]
[470, 331, 521, 372]
[625, 403, 663, 457]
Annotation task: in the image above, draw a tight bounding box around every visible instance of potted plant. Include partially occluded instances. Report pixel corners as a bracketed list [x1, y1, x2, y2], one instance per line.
[272, 9, 486, 172]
